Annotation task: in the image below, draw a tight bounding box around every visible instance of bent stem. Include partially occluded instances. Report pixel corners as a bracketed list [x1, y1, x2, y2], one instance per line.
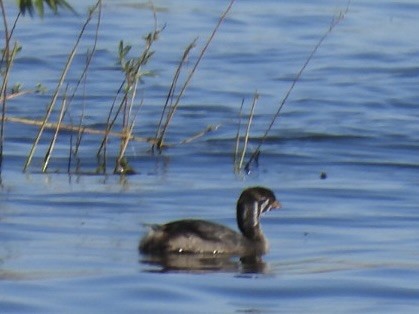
[108, 22, 161, 174]
[96, 81, 125, 173]
[0, 3, 21, 176]
[153, 38, 197, 152]
[23, 1, 101, 172]
[69, 1, 102, 173]
[154, 0, 236, 151]
[233, 99, 245, 173]
[42, 90, 68, 172]
[114, 108, 139, 174]
[236, 92, 258, 173]
[244, 3, 351, 171]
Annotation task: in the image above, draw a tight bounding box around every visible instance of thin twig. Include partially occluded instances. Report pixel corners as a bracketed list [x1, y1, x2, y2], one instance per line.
[239, 92, 258, 170]
[0, 42, 20, 173]
[244, 3, 351, 170]
[0, 89, 35, 102]
[179, 124, 221, 145]
[68, 0, 102, 167]
[108, 13, 161, 172]
[23, 1, 101, 172]
[68, 0, 102, 108]
[4, 116, 154, 143]
[42, 90, 68, 172]
[0, 6, 20, 67]
[114, 95, 144, 174]
[156, 0, 236, 149]
[153, 38, 197, 151]
[70, 1, 102, 173]
[234, 98, 245, 172]
[0, 2, 12, 174]
[5, 113, 220, 152]
[114, 114, 137, 174]
[96, 81, 125, 161]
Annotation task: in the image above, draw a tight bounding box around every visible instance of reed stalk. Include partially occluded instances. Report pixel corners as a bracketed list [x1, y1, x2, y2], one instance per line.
[0, 0, 9, 175]
[237, 93, 258, 172]
[107, 9, 161, 174]
[0, 3, 21, 175]
[244, 3, 351, 171]
[23, 0, 101, 172]
[233, 99, 245, 173]
[42, 90, 68, 172]
[1, 1, 228, 177]
[69, 1, 102, 173]
[0, 88, 35, 102]
[111, 37, 158, 172]
[179, 124, 220, 145]
[0, 43, 20, 170]
[152, 38, 197, 152]
[154, 0, 236, 151]
[96, 81, 125, 171]
[114, 113, 138, 174]
[5, 116, 154, 143]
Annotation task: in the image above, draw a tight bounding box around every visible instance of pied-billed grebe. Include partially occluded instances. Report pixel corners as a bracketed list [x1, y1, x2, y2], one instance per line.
[139, 187, 281, 256]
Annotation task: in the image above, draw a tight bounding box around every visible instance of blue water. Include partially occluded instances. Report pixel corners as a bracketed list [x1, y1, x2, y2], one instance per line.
[1, 0, 419, 312]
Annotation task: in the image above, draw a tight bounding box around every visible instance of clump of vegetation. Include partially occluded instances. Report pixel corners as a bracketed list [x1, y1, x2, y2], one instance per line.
[1, 0, 350, 179]
[0, 0, 235, 177]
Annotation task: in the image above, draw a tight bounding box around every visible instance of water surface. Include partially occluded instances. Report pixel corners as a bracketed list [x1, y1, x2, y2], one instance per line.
[1, 0, 419, 313]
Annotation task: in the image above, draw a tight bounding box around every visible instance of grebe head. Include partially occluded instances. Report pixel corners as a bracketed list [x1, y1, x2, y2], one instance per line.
[236, 187, 281, 240]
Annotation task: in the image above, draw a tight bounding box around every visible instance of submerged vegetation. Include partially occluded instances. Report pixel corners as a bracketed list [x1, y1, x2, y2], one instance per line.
[0, 0, 350, 179]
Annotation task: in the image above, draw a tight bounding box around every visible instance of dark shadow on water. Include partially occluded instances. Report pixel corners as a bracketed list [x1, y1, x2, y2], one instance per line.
[140, 253, 268, 274]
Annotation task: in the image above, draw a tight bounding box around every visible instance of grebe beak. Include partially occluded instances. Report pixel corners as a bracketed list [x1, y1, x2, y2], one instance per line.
[271, 200, 281, 209]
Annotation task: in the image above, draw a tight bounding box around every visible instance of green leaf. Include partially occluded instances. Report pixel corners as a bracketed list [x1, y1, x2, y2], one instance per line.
[34, 0, 44, 17]
[17, 0, 76, 17]
[11, 83, 22, 94]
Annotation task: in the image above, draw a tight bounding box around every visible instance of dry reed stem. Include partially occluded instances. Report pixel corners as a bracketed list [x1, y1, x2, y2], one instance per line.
[115, 96, 144, 174]
[244, 3, 351, 170]
[64, 2, 102, 173]
[153, 38, 197, 151]
[67, 0, 102, 111]
[1, 11, 25, 174]
[5, 116, 154, 143]
[238, 92, 258, 171]
[23, 1, 101, 172]
[5, 115, 219, 147]
[179, 124, 220, 145]
[0, 43, 20, 171]
[96, 81, 125, 164]
[233, 99, 245, 172]
[114, 117, 137, 174]
[0, 4, 15, 173]
[155, 0, 236, 150]
[42, 92, 68, 172]
[0, 9, 20, 67]
[0, 89, 34, 102]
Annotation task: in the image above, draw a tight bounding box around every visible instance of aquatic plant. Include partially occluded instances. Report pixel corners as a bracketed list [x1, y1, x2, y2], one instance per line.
[240, 1, 352, 174]
[17, 0, 74, 17]
[0, 0, 351, 178]
[153, 0, 236, 152]
[234, 93, 259, 174]
[23, 0, 102, 172]
[0, 1, 21, 177]
[0, 0, 236, 176]
[0, 0, 75, 179]
[98, 15, 162, 174]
